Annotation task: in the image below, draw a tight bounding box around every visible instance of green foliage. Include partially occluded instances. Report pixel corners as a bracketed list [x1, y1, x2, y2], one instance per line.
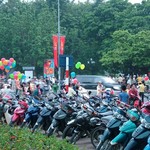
[0, 124, 79, 150]
[100, 30, 150, 74]
[0, 0, 150, 75]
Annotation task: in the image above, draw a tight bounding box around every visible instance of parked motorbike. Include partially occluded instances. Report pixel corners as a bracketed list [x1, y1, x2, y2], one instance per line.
[90, 99, 117, 148]
[0, 98, 6, 123]
[124, 115, 150, 150]
[144, 136, 150, 150]
[9, 100, 28, 126]
[62, 101, 113, 145]
[20, 102, 41, 128]
[96, 101, 129, 150]
[47, 101, 77, 137]
[0, 98, 18, 124]
[106, 108, 140, 150]
[31, 102, 58, 133]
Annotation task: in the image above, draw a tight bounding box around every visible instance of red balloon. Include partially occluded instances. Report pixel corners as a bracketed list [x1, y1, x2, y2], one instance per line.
[0, 66, 4, 70]
[14, 74, 18, 80]
[9, 58, 14, 62]
[1, 58, 5, 62]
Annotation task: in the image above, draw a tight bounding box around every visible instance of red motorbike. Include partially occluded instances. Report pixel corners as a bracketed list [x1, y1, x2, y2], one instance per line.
[9, 100, 28, 126]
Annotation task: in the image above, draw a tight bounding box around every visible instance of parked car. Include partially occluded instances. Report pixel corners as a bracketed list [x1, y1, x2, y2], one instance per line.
[76, 75, 121, 96]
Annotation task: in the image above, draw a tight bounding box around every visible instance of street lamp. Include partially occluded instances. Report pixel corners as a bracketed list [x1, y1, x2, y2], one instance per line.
[87, 58, 95, 65]
[87, 58, 95, 74]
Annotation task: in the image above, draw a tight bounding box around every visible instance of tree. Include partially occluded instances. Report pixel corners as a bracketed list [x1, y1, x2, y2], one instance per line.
[100, 30, 150, 74]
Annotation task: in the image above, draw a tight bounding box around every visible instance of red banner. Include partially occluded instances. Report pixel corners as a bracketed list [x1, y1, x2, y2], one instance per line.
[52, 35, 58, 67]
[60, 36, 66, 55]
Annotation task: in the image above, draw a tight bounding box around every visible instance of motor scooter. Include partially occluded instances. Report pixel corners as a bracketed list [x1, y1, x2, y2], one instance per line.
[144, 136, 150, 150]
[9, 100, 28, 126]
[47, 101, 76, 137]
[124, 115, 150, 150]
[107, 108, 140, 150]
[20, 102, 41, 128]
[31, 102, 58, 133]
[96, 101, 129, 150]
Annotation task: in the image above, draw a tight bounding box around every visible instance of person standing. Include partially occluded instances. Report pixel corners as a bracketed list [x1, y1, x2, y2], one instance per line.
[119, 85, 129, 104]
[137, 75, 143, 84]
[15, 79, 21, 99]
[67, 83, 76, 98]
[32, 84, 42, 103]
[128, 84, 139, 105]
[138, 81, 145, 103]
[126, 84, 130, 94]
[52, 81, 59, 94]
[118, 75, 123, 84]
[97, 81, 104, 98]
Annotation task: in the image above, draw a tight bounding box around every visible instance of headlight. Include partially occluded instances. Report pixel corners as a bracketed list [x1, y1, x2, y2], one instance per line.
[67, 119, 75, 125]
[116, 114, 122, 119]
[144, 123, 150, 129]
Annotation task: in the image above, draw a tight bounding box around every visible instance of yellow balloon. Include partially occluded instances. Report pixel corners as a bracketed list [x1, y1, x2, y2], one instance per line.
[80, 64, 85, 70]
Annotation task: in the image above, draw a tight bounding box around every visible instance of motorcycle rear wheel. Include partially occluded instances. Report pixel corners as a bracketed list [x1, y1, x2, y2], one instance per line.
[91, 126, 106, 148]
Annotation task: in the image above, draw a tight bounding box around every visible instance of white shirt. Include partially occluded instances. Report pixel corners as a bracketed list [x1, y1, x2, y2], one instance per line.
[67, 87, 76, 97]
[97, 84, 103, 96]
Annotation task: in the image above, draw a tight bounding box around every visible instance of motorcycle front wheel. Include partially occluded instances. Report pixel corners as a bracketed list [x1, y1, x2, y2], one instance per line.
[62, 125, 76, 140]
[91, 126, 106, 148]
[98, 139, 110, 150]
[107, 143, 123, 150]
[47, 127, 54, 137]
[70, 132, 81, 144]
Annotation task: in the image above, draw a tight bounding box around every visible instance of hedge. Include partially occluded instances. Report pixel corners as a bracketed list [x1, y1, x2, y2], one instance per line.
[0, 124, 79, 150]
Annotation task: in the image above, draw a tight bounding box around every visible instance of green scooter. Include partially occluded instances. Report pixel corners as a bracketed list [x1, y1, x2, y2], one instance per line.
[107, 108, 140, 150]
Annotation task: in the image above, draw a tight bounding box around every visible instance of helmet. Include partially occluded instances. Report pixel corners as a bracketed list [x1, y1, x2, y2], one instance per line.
[141, 101, 150, 115]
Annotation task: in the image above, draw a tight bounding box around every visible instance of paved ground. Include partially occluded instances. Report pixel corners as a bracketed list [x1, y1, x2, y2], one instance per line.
[76, 138, 95, 150]
[57, 133, 95, 150]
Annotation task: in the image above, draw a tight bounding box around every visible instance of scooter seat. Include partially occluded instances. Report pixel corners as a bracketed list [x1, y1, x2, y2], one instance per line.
[99, 111, 113, 116]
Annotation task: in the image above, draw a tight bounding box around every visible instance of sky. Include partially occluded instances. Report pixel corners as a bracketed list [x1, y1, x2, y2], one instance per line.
[74, 0, 143, 4]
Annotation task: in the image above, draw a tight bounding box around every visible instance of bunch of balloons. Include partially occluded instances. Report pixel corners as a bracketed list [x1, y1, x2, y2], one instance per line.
[0, 58, 16, 73]
[75, 62, 85, 70]
[9, 71, 26, 80]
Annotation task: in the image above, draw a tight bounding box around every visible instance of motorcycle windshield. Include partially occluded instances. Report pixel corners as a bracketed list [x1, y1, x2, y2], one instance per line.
[132, 125, 150, 140]
[53, 109, 66, 120]
[107, 117, 122, 128]
[120, 120, 137, 133]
